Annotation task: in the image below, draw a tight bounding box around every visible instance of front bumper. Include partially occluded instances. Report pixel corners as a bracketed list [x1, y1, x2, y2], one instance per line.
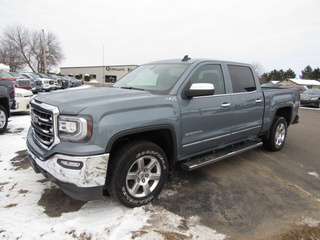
[27, 147, 110, 201]
[301, 100, 319, 107]
[11, 97, 31, 113]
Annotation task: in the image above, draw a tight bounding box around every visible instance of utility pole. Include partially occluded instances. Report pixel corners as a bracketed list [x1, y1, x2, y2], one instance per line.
[42, 29, 47, 74]
[103, 45, 105, 87]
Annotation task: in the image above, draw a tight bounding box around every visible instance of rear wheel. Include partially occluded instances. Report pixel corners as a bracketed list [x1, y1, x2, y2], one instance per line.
[107, 140, 169, 208]
[0, 106, 8, 133]
[263, 116, 287, 151]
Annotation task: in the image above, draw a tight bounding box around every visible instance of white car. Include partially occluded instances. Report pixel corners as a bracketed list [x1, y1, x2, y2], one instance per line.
[11, 88, 34, 113]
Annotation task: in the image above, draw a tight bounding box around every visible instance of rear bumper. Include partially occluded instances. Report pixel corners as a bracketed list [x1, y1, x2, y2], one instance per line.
[27, 146, 110, 201]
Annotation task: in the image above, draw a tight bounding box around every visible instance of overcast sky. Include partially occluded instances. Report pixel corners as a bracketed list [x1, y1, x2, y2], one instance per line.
[1, 0, 319, 76]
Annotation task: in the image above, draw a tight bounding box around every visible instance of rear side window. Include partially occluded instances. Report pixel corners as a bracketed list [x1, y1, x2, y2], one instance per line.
[228, 65, 256, 93]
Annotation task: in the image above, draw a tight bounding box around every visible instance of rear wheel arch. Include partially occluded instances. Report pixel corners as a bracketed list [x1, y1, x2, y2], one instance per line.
[263, 116, 287, 151]
[274, 107, 292, 126]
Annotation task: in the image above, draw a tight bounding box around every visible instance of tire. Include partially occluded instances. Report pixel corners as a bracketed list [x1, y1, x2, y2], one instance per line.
[263, 116, 287, 151]
[107, 140, 169, 208]
[0, 105, 8, 133]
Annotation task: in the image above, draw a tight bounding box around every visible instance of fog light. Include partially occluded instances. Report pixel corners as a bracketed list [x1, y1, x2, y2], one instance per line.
[57, 159, 83, 170]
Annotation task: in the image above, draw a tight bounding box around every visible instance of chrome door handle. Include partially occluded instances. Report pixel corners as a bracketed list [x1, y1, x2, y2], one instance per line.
[255, 99, 263, 103]
[221, 103, 231, 108]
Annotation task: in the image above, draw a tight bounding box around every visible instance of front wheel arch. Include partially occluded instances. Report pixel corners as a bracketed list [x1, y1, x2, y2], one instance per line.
[106, 140, 169, 207]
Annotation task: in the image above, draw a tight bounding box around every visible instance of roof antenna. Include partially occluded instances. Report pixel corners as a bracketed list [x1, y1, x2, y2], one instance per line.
[182, 55, 191, 61]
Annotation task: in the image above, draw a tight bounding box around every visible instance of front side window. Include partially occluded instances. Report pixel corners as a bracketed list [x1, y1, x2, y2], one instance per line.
[228, 65, 256, 93]
[113, 64, 189, 95]
[189, 64, 226, 95]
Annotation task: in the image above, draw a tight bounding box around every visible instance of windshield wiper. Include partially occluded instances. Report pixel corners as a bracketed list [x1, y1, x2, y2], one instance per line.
[120, 87, 145, 91]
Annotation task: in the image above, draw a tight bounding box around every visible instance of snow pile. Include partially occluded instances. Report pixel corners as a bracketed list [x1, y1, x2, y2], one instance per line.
[0, 114, 226, 239]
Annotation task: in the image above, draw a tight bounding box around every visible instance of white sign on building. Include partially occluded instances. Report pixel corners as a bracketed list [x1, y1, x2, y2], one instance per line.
[60, 65, 138, 87]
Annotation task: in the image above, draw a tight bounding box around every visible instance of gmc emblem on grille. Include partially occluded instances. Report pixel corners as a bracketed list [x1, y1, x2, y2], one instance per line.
[31, 112, 40, 124]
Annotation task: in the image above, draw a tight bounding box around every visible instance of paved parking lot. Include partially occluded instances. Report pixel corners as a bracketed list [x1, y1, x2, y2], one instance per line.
[154, 107, 320, 239]
[1, 107, 319, 239]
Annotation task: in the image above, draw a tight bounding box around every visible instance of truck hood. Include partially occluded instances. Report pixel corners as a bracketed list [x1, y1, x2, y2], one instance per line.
[34, 87, 159, 115]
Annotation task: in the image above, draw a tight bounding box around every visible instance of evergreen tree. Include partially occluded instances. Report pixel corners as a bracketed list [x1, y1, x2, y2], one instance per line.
[300, 65, 314, 79]
[262, 69, 296, 81]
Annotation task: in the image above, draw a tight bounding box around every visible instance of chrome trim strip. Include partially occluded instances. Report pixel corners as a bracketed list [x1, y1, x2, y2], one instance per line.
[193, 90, 258, 99]
[231, 125, 261, 135]
[183, 125, 261, 148]
[183, 133, 232, 148]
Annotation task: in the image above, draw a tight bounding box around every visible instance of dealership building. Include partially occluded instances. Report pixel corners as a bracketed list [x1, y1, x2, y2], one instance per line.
[60, 65, 138, 87]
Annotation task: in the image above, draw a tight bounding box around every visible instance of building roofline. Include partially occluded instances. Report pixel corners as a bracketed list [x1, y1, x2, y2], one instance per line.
[60, 65, 139, 69]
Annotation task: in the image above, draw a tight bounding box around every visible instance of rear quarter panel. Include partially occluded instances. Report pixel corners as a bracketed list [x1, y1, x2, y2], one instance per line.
[261, 87, 299, 134]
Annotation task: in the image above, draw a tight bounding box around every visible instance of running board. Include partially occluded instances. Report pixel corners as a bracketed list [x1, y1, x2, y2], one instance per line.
[181, 141, 263, 171]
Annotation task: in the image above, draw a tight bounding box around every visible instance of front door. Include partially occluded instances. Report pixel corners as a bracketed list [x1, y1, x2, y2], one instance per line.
[179, 64, 233, 158]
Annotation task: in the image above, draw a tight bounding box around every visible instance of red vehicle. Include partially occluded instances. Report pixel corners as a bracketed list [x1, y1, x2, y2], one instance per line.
[0, 71, 32, 90]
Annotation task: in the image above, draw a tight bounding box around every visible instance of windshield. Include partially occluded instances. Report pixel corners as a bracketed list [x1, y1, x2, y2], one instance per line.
[303, 89, 320, 95]
[38, 73, 52, 78]
[22, 73, 40, 79]
[10, 73, 25, 78]
[113, 64, 189, 94]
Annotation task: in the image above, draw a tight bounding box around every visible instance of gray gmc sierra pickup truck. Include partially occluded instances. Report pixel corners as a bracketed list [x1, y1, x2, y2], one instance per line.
[27, 56, 300, 207]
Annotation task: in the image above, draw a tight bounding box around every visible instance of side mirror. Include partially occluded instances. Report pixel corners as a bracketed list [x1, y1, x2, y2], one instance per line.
[185, 83, 215, 98]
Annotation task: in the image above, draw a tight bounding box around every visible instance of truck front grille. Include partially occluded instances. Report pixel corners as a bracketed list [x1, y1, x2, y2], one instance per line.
[17, 79, 31, 88]
[30, 101, 60, 149]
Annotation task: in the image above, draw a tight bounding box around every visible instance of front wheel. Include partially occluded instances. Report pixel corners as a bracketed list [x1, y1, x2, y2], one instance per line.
[263, 116, 287, 151]
[107, 140, 169, 208]
[0, 106, 8, 133]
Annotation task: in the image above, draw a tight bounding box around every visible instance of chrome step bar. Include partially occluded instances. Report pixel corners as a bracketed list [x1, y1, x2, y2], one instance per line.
[181, 141, 263, 171]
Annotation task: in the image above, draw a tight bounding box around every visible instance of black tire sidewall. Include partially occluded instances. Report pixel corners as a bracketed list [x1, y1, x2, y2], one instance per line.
[0, 106, 8, 133]
[108, 141, 168, 207]
[267, 117, 287, 151]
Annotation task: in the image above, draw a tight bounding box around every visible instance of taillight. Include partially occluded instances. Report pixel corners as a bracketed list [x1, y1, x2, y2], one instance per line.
[298, 94, 301, 107]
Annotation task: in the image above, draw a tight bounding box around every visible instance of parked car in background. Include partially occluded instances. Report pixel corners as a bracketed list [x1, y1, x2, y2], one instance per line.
[9, 72, 32, 91]
[36, 73, 56, 90]
[21, 73, 43, 93]
[57, 77, 69, 89]
[0, 71, 18, 83]
[295, 85, 308, 93]
[11, 88, 33, 113]
[300, 89, 320, 108]
[0, 79, 15, 133]
[22, 73, 54, 92]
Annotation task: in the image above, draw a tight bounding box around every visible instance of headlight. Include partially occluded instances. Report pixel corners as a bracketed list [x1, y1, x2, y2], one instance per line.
[15, 93, 23, 98]
[58, 115, 92, 142]
[310, 97, 319, 100]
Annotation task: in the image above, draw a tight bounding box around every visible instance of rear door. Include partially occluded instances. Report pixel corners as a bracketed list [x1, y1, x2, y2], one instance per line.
[227, 65, 264, 142]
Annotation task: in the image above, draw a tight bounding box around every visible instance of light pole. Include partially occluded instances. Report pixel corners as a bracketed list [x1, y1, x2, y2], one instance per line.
[42, 29, 47, 74]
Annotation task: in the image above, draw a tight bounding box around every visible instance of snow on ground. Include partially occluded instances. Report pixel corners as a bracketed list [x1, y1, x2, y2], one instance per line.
[0, 111, 226, 239]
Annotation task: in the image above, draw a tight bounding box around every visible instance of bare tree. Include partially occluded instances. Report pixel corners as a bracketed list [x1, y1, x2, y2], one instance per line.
[0, 23, 64, 72]
[0, 40, 25, 72]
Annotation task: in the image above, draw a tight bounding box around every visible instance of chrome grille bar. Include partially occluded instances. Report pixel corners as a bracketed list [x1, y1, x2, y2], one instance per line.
[30, 100, 60, 149]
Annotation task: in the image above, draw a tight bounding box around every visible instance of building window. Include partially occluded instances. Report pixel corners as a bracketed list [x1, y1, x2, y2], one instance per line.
[105, 75, 117, 83]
